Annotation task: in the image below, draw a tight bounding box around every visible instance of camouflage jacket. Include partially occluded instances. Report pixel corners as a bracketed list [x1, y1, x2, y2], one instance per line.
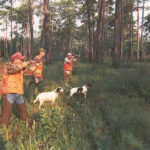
[5, 62, 24, 74]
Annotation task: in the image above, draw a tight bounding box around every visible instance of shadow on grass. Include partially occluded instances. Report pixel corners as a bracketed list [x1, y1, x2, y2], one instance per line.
[0, 135, 6, 150]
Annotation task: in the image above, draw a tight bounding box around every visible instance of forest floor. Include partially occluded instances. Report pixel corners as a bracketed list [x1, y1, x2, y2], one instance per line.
[0, 61, 150, 150]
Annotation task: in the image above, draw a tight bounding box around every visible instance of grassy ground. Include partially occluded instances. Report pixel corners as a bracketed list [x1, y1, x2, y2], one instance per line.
[1, 61, 150, 150]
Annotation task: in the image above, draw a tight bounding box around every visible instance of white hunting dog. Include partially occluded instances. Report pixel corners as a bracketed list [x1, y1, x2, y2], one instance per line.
[34, 87, 64, 109]
[69, 83, 92, 99]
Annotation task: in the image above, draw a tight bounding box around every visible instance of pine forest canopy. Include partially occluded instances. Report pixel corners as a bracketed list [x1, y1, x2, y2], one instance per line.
[0, 0, 150, 65]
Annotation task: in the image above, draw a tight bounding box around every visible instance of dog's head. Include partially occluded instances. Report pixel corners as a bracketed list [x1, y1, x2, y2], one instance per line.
[55, 87, 64, 94]
[85, 83, 92, 88]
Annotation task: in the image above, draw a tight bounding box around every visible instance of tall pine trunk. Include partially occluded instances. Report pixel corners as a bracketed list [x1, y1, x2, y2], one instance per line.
[91, 25, 94, 61]
[40, 0, 43, 37]
[27, 15, 31, 59]
[120, 0, 123, 61]
[96, 0, 105, 63]
[15, 23, 19, 52]
[84, 25, 88, 59]
[96, 0, 103, 62]
[129, 0, 134, 61]
[100, 0, 105, 63]
[10, 0, 13, 55]
[29, 0, 34, 58]
[86, 0, 93, 63]
[41, 0, 51, 62]
[137, 0, 140, 60]
[5, 21, 8, 58]
[113, 0, 122, 66]
[140, 0, 145, 59]
[4, 30, 6, 59]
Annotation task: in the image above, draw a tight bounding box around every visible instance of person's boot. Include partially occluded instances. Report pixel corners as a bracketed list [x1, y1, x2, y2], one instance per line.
[16, 103, 29, 123]
[0, 95, 12, 127]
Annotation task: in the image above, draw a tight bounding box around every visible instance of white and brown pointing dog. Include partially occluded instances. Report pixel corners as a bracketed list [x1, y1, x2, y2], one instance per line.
[69, 83, 92, 99]
[34, 87, 64, 109]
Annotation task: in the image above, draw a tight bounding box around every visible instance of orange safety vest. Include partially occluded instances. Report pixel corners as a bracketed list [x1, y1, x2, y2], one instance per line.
[0, 74, 7, 95]
[34, 63, 43, 78]
[33, 55, 44, 79]
[6, 71, 24, 94]
[0, 63, 4, 95]
[1, 64, 24, 95]
[63, 61, 73, 71]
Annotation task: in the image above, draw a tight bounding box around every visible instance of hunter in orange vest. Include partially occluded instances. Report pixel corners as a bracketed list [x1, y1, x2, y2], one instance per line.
[29, 48, 46, 85]
[0, 52, 30, 127]
[63, 52, 74, 83]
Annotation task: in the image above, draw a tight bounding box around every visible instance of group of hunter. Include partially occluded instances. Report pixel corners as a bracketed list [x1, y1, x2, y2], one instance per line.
[0, 49, 77, 127]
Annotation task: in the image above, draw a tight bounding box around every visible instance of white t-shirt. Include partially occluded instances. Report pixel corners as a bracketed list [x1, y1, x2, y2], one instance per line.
[64, 57, 75, 63]
[64, 57, 69, 63]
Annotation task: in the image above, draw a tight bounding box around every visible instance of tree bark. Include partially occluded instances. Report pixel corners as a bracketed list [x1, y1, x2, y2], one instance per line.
[29, 0, 34, 58]
[40, 0, 43, 37]
[96, 0, 103, 62]
[41, 0, 51, 62]
[91, 25, 94, 61]
[120, 0, 123, 61]
[10, 0, 13, 55]
[84, 25, 88, 59]
[4, 30, 6, 58]
[86, 0, 93, 63]
[140, 0, 145, 59]
[137, 0, 140, 60]
[129, 0, 134, 61]
[113, 0, 122, 66]
[95, 0, 106, 63]
[5, 21, 8, 58]
[15, 23, 19, 52]
[27, 15, 31, 59]
[100, 0, 105, 63]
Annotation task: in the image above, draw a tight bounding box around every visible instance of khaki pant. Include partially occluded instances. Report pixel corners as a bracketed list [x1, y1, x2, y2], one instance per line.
[63, 70, 72, 82]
